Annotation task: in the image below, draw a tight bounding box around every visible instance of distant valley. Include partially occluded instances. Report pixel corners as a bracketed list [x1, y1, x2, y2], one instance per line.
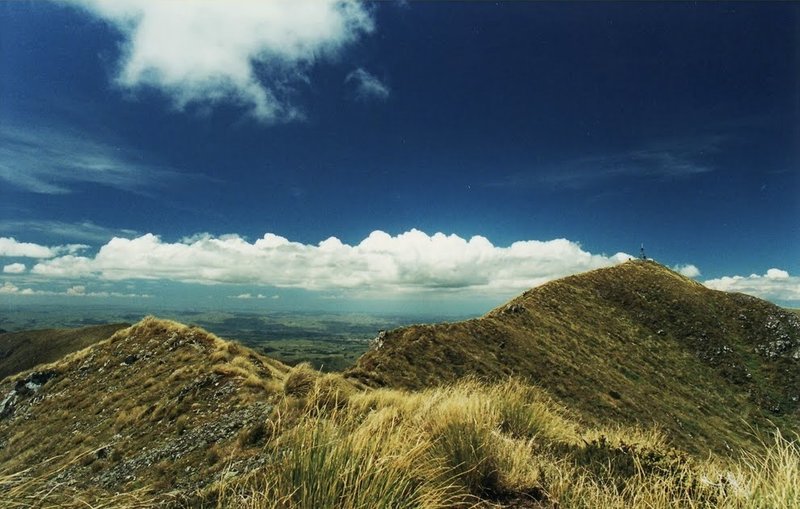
[1, 307, 460, 372]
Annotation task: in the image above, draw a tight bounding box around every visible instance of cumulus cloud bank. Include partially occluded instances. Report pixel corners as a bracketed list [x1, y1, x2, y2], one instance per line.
[704, 269, 800, 303]
[64, 0, 374, 122]
[30, 229, 631, 295]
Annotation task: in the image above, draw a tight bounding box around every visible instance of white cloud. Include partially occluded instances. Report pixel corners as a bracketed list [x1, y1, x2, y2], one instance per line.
[66, 285, 86, 296]
[0, 282, 53, 296]
[0, 237, 88, 259]
[672, 264, 701, 278]
[31, 229, 631, 296]
[0, 282, 22, 294]
[346, 68, 390, 101]
[3, 263, 26, 274]
[0, 281, 148, 298]
[704, 268, 800, 303]
[64, 0, 374, 122]
[231, 293, 267, 300]
[766, 268, 789, 280]
[0, 237, 56, 258]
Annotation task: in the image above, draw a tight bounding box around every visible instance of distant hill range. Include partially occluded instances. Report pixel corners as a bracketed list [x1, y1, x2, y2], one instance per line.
[347, 260, 800, 455]
[0, 323, 129, 380]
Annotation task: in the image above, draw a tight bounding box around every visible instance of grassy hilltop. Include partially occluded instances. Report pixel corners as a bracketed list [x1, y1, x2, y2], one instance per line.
[0, 261, 798, 508]
[349, 260, 800, 456]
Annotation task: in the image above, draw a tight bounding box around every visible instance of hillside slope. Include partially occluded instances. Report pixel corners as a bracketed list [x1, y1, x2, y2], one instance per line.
[0, 323, 129, 380]
[1, 314, 797, 508]
[0, 317, 289, 503]
[347, 260, 800, 456]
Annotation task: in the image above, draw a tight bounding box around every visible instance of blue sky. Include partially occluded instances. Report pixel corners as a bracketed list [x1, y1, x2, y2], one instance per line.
[1, 1, 798, 313]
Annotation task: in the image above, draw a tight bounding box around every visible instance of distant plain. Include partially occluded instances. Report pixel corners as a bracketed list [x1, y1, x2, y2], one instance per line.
[0, 304, 469, 372]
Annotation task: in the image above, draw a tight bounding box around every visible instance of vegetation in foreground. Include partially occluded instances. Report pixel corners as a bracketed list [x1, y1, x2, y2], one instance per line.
[198, 376, 800, 509]
[2, 358, 798, 508]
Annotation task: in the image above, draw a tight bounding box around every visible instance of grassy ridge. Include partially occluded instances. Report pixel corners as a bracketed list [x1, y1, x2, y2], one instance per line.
[1, 318, 798, 507]
[348, 260, 800, 456]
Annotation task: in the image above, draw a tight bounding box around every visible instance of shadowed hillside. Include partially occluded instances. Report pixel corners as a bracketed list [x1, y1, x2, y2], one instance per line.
[347, 260, 800, 456]
[0, 323, 129, 380]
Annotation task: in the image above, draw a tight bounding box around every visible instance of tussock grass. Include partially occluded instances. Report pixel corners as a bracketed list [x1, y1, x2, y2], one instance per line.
[735, 429, 800, 507]
[3, 316, 797, 508]
[196, 377, 799, 509]
[283, 362, 319, 397]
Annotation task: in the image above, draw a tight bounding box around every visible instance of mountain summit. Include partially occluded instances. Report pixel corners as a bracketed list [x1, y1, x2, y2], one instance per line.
[347, 260, 800, 455]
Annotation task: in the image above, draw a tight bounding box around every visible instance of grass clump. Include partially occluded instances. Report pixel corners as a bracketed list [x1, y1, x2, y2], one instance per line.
[203, 410, 453, 509]
[735, 429, 800, 507]
[489, 377, 579, 443]
[422, 385, 504, 499]
[283, 362, 319, 398]
[307, 373, 355, 413]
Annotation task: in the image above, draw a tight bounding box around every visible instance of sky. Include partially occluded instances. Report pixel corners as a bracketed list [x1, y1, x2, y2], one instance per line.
[1, 1, 798, 315]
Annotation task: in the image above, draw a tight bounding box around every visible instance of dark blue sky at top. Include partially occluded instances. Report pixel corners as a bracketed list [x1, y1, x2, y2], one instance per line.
[1, 1, 798, 283]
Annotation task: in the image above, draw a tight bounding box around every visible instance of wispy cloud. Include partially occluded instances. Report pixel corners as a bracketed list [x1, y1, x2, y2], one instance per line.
[0, 220, 138, 244]
[345, 68, 390, 101]
[28, 229, 631, 296]
[0, 123, 186, 194]
[704, 269, 800, 303]
[491, 136, 724, 190]
[62, 0, 374, 123]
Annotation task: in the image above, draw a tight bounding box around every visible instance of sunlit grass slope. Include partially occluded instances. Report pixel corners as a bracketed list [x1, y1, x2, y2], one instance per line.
[1, 317, 798, 508]
[348, 260, 800, 456]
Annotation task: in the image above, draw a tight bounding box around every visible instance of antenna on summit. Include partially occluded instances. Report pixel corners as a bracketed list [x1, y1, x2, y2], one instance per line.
[639, 243, 647, 261]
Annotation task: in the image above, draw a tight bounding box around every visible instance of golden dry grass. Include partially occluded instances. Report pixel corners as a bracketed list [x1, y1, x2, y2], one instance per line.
[3, 317, 797, 508]
[198, 377, 800, 509]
